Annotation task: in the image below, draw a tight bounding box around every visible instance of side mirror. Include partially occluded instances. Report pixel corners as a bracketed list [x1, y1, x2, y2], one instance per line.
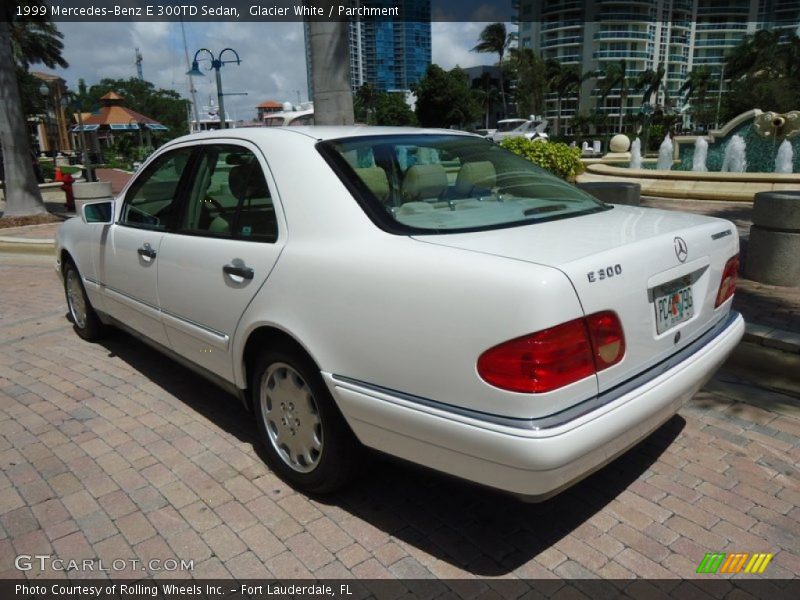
[80, 200, 114, 224]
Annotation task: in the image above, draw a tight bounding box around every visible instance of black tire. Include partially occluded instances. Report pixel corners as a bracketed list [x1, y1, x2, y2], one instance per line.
[63, 259, 106, 341]
[251, 346, 361, 494]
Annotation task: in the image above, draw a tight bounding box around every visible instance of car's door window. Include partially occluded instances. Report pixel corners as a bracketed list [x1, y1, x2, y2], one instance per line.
[178, 145, 278, 243]
[120, 148, 194, 229]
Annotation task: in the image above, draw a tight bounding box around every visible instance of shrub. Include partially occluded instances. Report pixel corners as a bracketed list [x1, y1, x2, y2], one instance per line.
[499, 137, 584, 180]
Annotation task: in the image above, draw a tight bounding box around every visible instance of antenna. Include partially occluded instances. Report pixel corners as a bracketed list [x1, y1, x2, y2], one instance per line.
[135, 47, 143, 80]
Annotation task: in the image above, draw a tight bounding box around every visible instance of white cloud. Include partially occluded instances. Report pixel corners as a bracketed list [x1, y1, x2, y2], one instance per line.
[432, 22, 496, 70]
[52, 21, 308, 123]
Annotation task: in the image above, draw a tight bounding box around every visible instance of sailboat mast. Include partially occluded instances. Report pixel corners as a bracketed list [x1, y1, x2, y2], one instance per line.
[180, 18, 201, 133]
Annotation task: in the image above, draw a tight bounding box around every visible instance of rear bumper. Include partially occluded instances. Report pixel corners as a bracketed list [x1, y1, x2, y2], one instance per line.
[326, 312, 744, 499]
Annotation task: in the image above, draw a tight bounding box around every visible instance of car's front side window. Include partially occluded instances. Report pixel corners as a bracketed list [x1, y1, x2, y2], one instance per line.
[321, 134, 607, 234]
[120, 148, 194, 230]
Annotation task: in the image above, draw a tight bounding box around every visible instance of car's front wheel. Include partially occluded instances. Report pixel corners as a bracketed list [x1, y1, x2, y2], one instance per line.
[63, 259, 106, 341]
[252, 347, 361, 494]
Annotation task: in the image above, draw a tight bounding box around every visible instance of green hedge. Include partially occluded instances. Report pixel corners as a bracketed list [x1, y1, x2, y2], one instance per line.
[499, 137, 585, 181]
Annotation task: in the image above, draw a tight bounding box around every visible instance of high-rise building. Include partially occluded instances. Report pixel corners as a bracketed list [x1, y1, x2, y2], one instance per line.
[516, 0, 799, 132]
[305, 0, 432, 99]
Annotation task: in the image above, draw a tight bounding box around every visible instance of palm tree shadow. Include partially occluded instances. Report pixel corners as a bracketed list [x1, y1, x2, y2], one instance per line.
[98, 330, 683, 576]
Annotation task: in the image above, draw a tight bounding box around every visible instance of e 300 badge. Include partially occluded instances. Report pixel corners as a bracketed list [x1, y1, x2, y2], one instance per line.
[587, 264, 623, 283]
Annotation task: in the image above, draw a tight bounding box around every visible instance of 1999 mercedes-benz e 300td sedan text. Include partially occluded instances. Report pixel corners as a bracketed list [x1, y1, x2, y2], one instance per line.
[56, 127, 744, 499]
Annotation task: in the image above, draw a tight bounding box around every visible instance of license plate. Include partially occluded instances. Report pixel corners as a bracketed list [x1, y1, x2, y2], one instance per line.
[655, 284, 694, 334]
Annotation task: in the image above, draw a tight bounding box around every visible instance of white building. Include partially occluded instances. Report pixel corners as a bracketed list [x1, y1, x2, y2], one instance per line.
[516, 0, 799, 133]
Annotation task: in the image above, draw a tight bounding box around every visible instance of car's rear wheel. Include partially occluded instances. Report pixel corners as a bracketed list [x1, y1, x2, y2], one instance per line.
[252, 347, 361, 494]
[63, 259, 106, 341]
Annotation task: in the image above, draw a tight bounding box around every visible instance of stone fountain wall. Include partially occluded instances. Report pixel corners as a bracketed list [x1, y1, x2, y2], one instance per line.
[674, 109, 800, 173]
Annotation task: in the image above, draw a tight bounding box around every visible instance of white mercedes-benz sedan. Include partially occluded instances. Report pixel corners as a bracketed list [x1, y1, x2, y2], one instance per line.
[56, 127, 744, 499]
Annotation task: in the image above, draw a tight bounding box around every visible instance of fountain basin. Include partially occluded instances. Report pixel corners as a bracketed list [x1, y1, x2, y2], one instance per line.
[577, 163, 800, 202]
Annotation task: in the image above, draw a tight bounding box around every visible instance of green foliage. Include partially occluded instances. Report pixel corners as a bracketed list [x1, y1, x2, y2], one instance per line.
[723, 76, 800, 120]
[8, 2, 68, 70]
[412, 65, 481, 129]
[647, 124, 666, 151]
[373, 93, 416, 126]
[354, 85, 416, 126]
[500, 138, 584, 180]
[39, 161, 53, 181]
[719, 30, 800, 123]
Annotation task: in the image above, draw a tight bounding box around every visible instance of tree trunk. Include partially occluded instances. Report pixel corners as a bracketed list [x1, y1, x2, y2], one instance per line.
[618, 91, 626, 132]
[308, 8, 354, 126]
[555, 96, 561, 137]
[0, 20, 47, 217]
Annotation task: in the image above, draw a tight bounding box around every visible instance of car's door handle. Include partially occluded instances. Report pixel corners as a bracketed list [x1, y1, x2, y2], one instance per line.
[137, 243, 157, 259]
[223, 264, 254, 280]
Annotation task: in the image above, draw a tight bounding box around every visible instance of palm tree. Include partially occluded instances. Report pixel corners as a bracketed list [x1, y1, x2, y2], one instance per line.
[471, 72, 501, 129]
[634, 63, 667, 109]
[472, 23, 511, 118]
[507, 47, 547, 118]
[1, 1, 68, 218]
[679, 67, 713, 128]
[10, 18, 68, 71]
[545, 60, 582, 137]
[725, 29, 797, 80]
[597, 59, 634, 132]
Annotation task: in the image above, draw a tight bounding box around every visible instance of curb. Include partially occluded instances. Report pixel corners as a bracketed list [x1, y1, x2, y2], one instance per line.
[0, 238, 55, 255]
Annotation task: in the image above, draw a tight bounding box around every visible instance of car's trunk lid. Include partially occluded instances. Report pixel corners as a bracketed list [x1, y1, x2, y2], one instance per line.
[413, 205, 739, 394]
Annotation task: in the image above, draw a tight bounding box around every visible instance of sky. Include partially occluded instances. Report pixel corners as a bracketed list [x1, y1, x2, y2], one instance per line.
[50, 20, 506, 124]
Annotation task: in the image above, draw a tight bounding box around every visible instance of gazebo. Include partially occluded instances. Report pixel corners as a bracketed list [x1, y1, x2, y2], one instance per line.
[71, 91, 168, 150]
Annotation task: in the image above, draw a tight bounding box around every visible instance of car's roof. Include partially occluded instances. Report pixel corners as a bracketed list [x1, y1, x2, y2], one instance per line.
[169, 126, 480, 146]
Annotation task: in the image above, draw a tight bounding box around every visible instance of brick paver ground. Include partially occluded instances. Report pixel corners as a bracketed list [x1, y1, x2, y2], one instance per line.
[0, 252, 798, 585]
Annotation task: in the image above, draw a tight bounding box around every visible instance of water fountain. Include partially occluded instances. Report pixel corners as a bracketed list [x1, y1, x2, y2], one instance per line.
[692, 137, 708, 172]
[721, 135, 747, 173]
[581, 109, 800, 201]
[629, 138, 642, 169]
[776, 139, 794, 174]
[656, 135, 673, 170]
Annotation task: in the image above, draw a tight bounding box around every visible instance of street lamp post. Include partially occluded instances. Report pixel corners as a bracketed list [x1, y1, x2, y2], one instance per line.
[186, 48, 241, 129]
[39, 82, 53, 156]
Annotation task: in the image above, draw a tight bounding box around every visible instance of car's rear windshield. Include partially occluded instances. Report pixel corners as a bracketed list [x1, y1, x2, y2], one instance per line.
[319, 134, 607, 234]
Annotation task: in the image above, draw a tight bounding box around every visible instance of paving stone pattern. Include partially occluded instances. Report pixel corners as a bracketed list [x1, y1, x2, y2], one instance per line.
[0, 253, 798, 587]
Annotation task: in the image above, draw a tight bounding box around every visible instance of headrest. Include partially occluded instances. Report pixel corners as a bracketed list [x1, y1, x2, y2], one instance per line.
[454, 161, 496, 196]
[354, 166, 390, 203]
[401, 164, 448, 202]
[228, 164, 269, 200]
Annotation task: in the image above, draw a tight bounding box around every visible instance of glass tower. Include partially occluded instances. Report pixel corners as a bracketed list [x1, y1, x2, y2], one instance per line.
[306, 0, 432, 97]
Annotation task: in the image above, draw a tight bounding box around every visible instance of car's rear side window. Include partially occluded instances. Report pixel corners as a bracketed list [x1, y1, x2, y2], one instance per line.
[177, 145, 278, 243]
[319, 134, 606, 234]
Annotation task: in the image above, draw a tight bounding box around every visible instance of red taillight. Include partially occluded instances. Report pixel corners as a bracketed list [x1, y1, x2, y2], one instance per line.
[715, 254, 740, 308]
[477, 311, 625, 393]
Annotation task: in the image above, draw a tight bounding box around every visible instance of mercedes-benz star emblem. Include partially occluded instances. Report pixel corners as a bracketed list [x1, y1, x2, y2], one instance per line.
[674, 236, 688, 263]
